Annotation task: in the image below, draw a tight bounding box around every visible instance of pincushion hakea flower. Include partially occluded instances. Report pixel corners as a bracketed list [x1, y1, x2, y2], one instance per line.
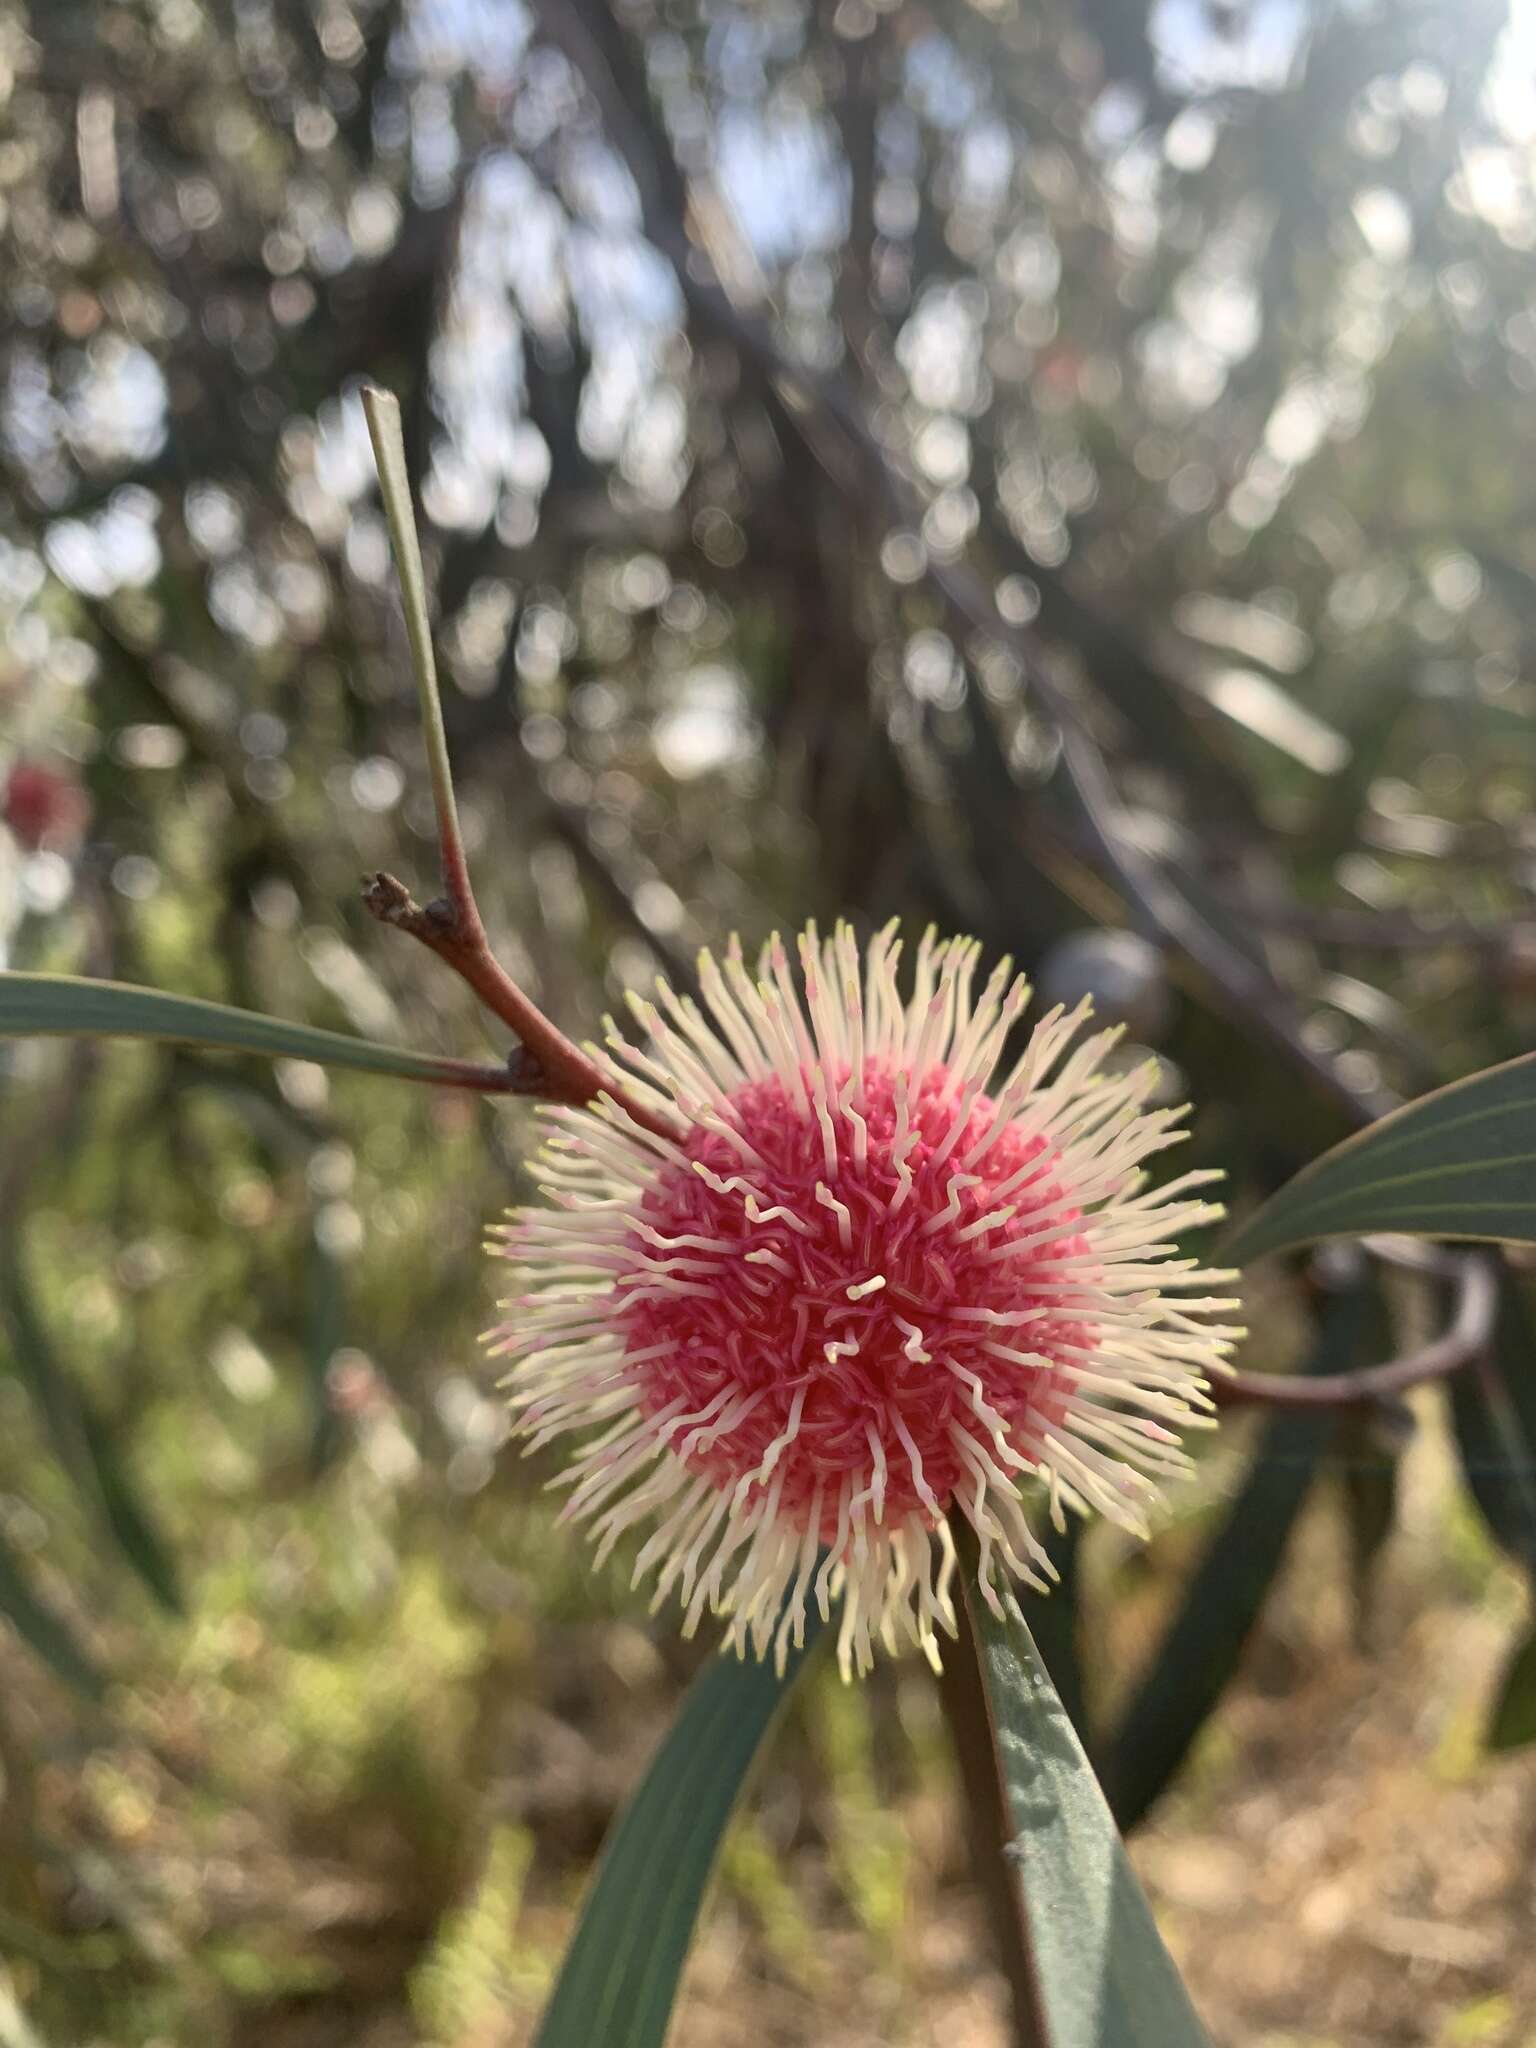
[486, 923, 1241, 1679]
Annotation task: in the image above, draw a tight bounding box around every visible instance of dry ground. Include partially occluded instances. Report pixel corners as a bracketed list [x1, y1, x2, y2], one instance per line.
[8, 1403, 1535, 2048]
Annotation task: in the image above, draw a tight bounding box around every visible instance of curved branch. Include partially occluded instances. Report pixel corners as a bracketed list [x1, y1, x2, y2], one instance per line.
[1202, 891, 1525, 954]
[1214, 1252, 1497, 1410]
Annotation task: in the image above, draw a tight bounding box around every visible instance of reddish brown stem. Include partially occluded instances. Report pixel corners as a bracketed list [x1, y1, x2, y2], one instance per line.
[362, 873, 676, 1140]
[1213, 1251, 1496, 1410]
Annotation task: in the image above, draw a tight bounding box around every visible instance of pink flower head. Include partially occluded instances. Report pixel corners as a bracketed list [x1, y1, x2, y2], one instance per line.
[486, 923, 1240, 1678]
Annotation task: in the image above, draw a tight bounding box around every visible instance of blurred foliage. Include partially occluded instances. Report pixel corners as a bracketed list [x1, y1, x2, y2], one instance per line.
[4, 0, 1536, 2040]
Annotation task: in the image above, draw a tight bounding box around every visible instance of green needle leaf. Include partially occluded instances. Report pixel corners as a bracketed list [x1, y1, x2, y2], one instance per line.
[0, 1519, 106, 1701]
[1451, 1271, 1536, 1571]
[0, 973, 513, 1092]
[1102, 1277, 1378, 1830]
[0, 1246, 183, 1616]
[534, 1622, 822, 2048]
[361, 386, 464, 862]
[1488, 1615, 1536, 1752]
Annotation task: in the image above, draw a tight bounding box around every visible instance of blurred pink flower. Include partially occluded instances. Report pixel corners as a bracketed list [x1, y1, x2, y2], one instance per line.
[487, 923, 1240, 1677]
[3, 759, 90, 853]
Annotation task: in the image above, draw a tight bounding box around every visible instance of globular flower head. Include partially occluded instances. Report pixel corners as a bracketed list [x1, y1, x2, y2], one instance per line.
[486, 923, 1240, 1678]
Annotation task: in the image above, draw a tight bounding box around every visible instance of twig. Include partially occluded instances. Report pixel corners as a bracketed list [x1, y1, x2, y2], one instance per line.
[1213, 1251, 1497, 1409]
[537, 804, 698, 994]
[1204, 895, 1526, 953]
[1059, 730, 1389, 1127]
[1361, 1234, 1461, 1278]
[358, 388, 676, 1140]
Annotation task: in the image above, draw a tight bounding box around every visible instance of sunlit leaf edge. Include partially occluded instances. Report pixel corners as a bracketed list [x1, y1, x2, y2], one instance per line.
[954, 1516, 1212, 2048]
[1222, 1052, 1536, 1264]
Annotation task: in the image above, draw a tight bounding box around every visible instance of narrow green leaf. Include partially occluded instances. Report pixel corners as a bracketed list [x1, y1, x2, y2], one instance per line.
[1451, 1269, 1536, 1569]
[954, 1516, 1211, 2048]
[1338, 1401, 1407, 1648]
[0, 973, 511, 1091]
[1223, 1052, 1536, 1262]
[362, 386, 464, 859]
[534, 1622, 823, 2048]
[0, 1520, 105, 1701]
[1024, 1514, 1088, 1744]
[1487, 1612, 1536, 1752]
[169, 1065, 342, 1479]
[171, 1060, 323, 1160]
[0, 1901, 121, 1975]
[79, 1407, 184, 1617]
[0, 1248, 182, 1615]
[1102, 1279, 1375, 1831]
[1339, 1442, 1400, 1629]
[305, 1220, 346, 1477]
